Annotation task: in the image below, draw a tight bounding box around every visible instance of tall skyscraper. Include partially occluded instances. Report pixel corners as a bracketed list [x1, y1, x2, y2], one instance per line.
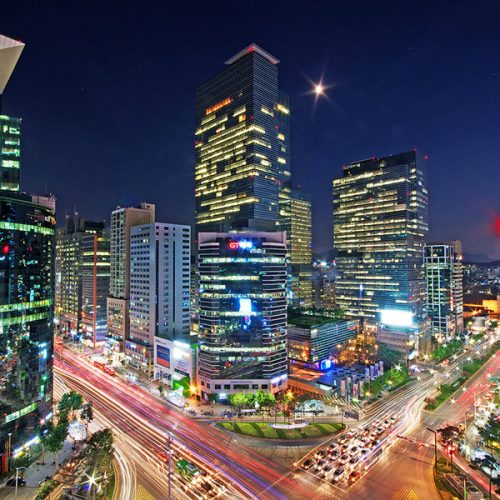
[55, 214, 105, 336]
[197, 232, 288, 398]
[128, 223, 191, 370]
[333, 151, 429, 359]
[0, 34, 55, 458]
[106, 203, 155, 353]
[425, 241, 464, 342]
[195, 44, 290, 235]
[81, 233, 110, 348]
[287, 190, 313, 308]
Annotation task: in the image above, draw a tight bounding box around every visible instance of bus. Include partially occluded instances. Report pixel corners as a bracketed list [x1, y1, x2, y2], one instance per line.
[176, 459, 200, 481]
[94, 360, 116, 376]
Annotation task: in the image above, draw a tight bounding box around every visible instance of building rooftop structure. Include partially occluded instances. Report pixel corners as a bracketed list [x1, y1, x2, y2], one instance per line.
[287, 309, 345, 329]
[0, 34, 25, 97]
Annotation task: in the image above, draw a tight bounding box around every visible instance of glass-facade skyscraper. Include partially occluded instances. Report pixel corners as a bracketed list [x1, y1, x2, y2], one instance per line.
[197, 232, 288, 398]
[333, 151, 429, 358]
[425, 241, 464, 342]
[195, 44, 290, 234]
[0, 34, 56, 458]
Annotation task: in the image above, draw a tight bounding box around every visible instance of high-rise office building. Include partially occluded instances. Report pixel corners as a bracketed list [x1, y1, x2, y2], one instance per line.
[197, 232, 288, 398]
[333, 151, 429, 359]
[288, 190, 313, 308]
[0, 34, 56, 459]
[55, 214, 105, 336]
[106, 203, 155, 353]
[81, 233, 110, 348]
[128, 223, 191, 370]
[425, 241, 464, 342]
[195, 44, 290, 235]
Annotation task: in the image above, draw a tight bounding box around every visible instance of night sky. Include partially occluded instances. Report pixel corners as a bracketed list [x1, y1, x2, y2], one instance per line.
[2, 1, 500, 259]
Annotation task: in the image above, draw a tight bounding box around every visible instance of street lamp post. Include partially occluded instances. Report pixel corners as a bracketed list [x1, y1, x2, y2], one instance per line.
[15, 466, 28, 499]
[427, 428, 438, 474]
[457, 473, 467, 500]
[166, 433, 172, 500]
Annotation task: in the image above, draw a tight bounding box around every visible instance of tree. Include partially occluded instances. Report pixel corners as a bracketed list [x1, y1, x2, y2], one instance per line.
[58, 391, 83, 420]
[37, 422, 53, 465]
[83, 429, 114, 473]
[43, 422, 68, 467]
[254, 390, 275, 413]
[81, 404, 94, 429]
[478, 414, 500, 449]
[229, 393, 248, 414]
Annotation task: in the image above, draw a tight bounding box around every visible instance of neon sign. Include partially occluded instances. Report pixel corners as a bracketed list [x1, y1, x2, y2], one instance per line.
[227, 240, 253, 250]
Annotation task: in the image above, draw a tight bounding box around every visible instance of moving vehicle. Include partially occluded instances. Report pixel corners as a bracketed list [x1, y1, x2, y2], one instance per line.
[176, 459, 200, 481]
[93, 360, 116, 376]
[332, 468, 345, 482]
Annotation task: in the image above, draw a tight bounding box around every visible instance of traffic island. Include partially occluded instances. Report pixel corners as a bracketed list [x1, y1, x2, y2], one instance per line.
[217, 422, 344, 440]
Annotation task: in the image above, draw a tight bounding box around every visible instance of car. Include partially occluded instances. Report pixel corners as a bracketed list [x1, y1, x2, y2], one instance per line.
[328, 443, 339, 452]
[302, 459, 313, 470]
[331, 468, 345, 482]
[6, 478, 26, 487]
[329, 450, 339, 459]
[323, 463, 333, 473]
[348, 457, 359, 466]
[338, 436, 348, 445]
[315, 459, 326, 470]
[348, 470, 361, 484]
[339, 454, 349, 464]
[360, 448, 369, 456]
[383, 420, 391, 428]
[350, 446, 360, 456]
[315, 450, 327, 459]
[347, 430, 356, 438]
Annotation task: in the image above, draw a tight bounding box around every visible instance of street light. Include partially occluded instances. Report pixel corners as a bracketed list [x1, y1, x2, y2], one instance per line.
[427, 428, 438, 474]
[15, 466, 27, 498]
[166, 433, 172, 500]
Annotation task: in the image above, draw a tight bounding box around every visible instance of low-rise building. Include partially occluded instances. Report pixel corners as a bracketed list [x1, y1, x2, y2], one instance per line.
[287, 311, 359, 370]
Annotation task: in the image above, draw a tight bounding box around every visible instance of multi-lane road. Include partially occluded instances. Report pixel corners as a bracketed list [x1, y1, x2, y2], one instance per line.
[55, 334, 499, 500]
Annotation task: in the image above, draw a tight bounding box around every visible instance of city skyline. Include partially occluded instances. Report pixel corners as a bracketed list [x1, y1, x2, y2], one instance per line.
[2, 2, 500, 259]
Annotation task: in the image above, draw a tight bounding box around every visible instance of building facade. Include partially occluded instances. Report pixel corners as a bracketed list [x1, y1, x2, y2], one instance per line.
[288, 190, 313, 308]
[81, 233, 110, 347]
[128, 223, 191, 370]
[333, 151, 429, 359]
[287, 313, 359, 369]
[55, 215, 105, 336]
[195, 44, 290, 234]
[197, 232, 288, 398]
[0, 34, 55, 456]
[425, 241, 464, 342]
[106, 203, 155, 352]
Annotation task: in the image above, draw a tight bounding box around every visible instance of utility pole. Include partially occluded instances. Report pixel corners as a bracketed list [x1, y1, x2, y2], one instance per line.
[427, 428, 438, 474]
[166, 433, 172, 500]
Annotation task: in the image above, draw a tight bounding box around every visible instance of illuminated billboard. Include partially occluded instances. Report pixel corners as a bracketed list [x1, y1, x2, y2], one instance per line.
[380, 309, 414, 328]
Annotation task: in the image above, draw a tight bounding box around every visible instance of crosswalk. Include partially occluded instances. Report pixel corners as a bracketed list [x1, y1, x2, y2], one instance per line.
[135, 484, 155, 500]
[392, 487, 420, 500]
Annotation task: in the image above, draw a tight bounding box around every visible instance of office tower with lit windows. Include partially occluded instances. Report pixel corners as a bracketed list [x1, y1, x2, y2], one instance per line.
[55, 214, 105, 336]
[425, 241, 464, 342]
[0, 34, 56, 458]
[195, 44, 290, 235]
[333, 151, 429, 359]
[128, 223, 191, 370]
[106, 203, 155, 352]
[287, 190, 313, 308]
[81, 233, 110, 348]
[197, 232, 288, 398]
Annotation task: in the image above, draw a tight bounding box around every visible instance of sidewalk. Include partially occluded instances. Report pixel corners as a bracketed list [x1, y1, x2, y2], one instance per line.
[0, 438, 74, 499]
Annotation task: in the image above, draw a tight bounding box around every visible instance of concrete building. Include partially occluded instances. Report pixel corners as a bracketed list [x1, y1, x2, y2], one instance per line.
[81, 233, 110, 348]
[425, 241, 464, 342]
[287, 312, 359, 369]
[197, 232, 288, 398]
[55, 214, 105, 336]
[106, 203, 155, 353]
[128, 223, 191, 371]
